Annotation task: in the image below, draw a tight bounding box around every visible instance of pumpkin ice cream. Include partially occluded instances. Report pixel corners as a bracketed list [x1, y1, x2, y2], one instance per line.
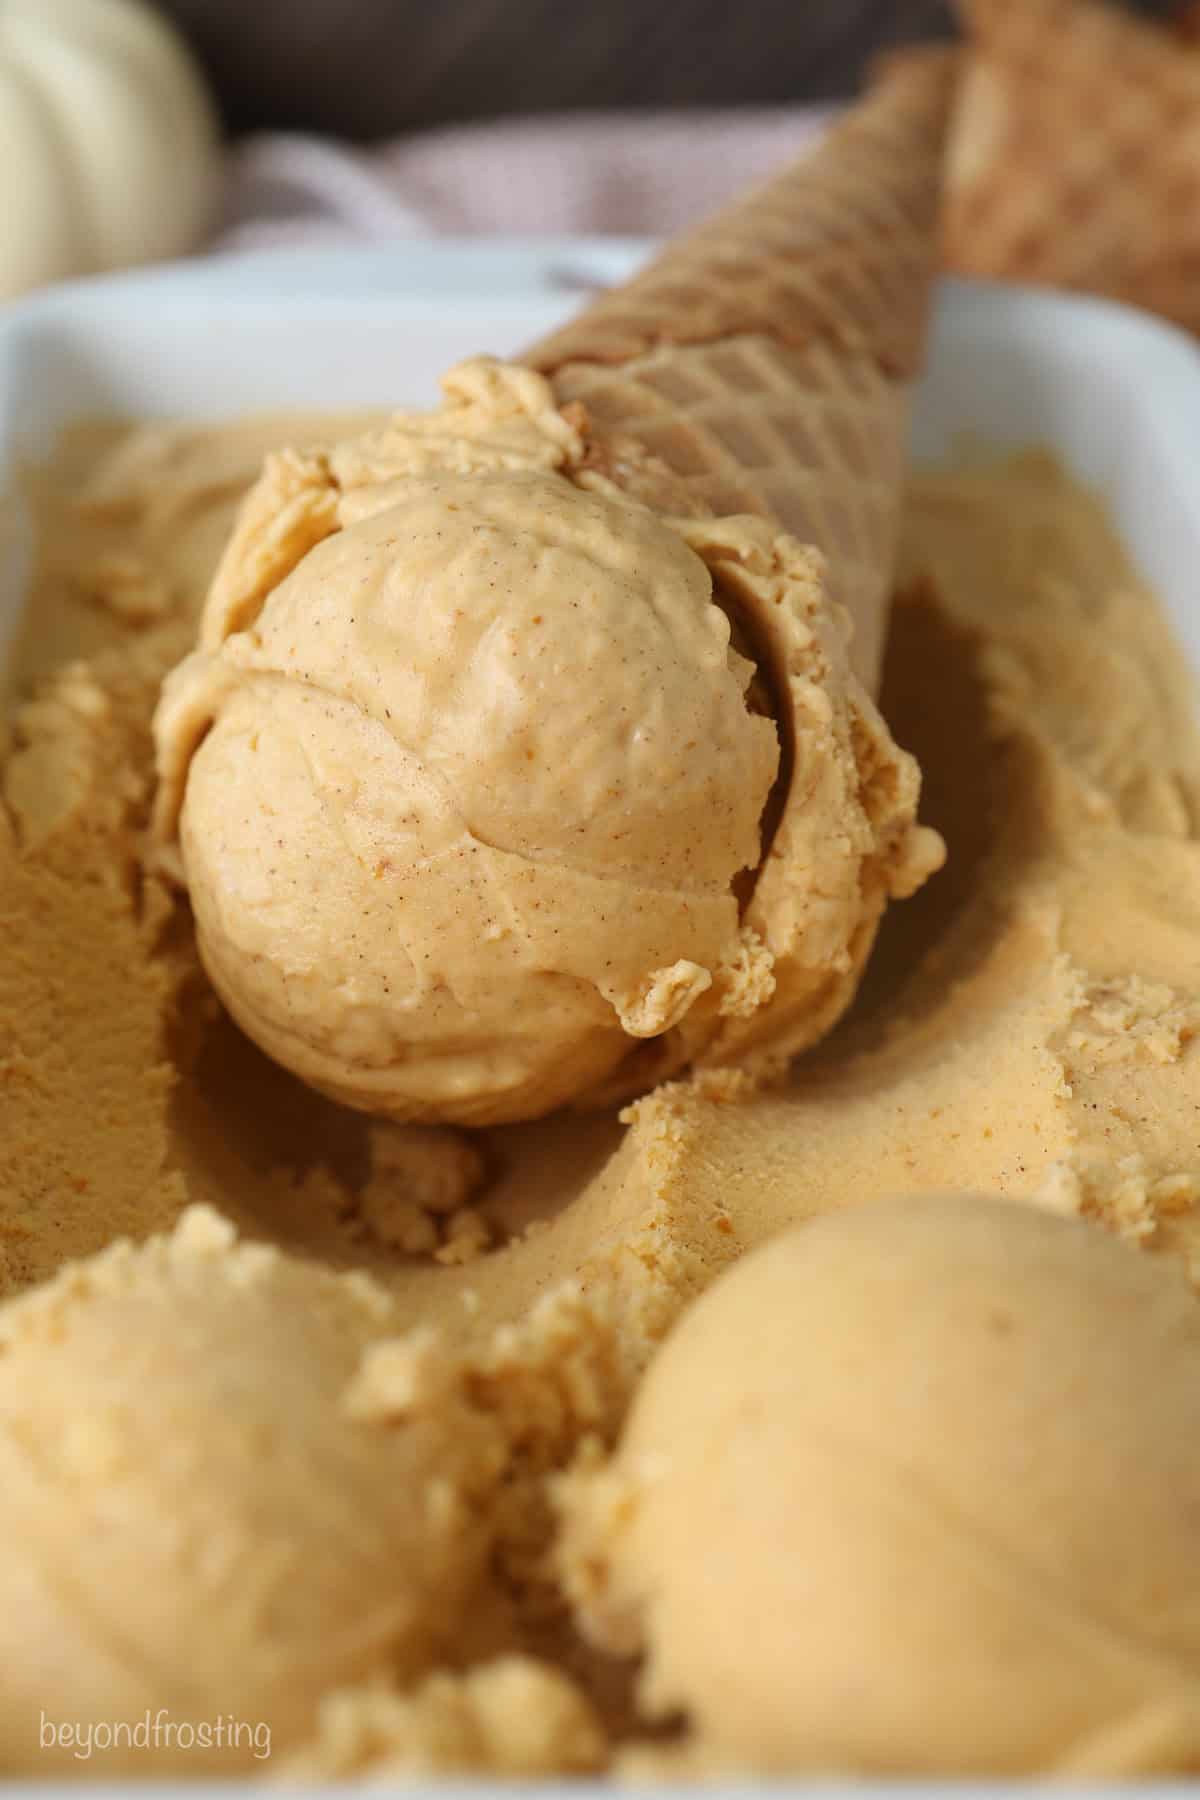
[9, 48, 1200, 1785]
[152, 361, 936, 1126]
[7, 409, 1200, 1780]
[0, 1205, 509, 1774]
[558, 1196, 1200, 1777]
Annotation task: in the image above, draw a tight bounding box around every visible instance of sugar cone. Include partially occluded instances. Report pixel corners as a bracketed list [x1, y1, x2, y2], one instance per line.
[524, 51, 956, 694]
[944, 0, 1200, 336]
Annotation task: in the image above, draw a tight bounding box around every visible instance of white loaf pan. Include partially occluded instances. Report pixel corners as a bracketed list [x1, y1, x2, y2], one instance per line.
[0, 246, 1199, 1800]
[3, 243, 1200, 675]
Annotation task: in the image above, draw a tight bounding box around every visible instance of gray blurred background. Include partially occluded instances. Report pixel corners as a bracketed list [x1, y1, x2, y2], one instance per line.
[157, 0, 1179, 139]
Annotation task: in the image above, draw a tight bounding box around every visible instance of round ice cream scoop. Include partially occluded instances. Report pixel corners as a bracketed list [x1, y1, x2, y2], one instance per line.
[154, 361, 937, 1127]
[0, 1208, 505, 1773]
[158, 467, 776, 1125]
[559, 1195, 1200, 1776]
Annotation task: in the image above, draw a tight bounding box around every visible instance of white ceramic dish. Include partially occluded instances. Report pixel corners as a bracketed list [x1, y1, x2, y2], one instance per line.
[2, 246, 1200, 1800]
[4, 242, 1200, 680]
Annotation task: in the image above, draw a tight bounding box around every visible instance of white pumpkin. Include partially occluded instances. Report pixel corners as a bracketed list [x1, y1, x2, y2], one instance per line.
[0, 0, 220, 298]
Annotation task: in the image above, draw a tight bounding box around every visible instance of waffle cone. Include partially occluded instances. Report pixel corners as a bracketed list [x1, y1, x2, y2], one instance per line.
[523, 52, 956, 694]
[945, 0, 1200, 335]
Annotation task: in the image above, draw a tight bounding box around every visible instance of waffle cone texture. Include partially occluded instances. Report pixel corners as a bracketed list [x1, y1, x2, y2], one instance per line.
[945, 0, 1200, 337]
[524, 52, 957, 691]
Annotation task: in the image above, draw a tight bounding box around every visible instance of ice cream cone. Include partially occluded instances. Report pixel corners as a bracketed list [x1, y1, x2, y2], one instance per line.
[153, 61, 952, 1123]
[524, 51, 956, 693]
[944, 0, 1200, 336]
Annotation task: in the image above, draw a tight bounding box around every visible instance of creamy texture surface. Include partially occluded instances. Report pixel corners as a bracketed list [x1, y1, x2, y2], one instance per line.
[152, 361, 935, 1126]
[3, 418, 1200, 1774]
[0, 1206, 511, 1774]
[560, 1196, 1200, 1777]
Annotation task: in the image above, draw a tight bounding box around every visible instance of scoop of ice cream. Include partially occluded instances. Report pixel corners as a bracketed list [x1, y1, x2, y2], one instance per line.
[154, 358, 938, 1127]
[157, 467, 777, 1125]
[281, 1658, 606, 1781]
[0, 1207, 506, 1773]
[559, 1195, 1200, 1776]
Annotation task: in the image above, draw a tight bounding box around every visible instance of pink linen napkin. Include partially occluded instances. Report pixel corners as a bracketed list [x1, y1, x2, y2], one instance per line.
[214, 108, 835, 250]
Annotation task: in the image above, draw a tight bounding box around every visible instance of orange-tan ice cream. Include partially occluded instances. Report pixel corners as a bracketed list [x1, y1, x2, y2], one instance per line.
[559, 1195, 1200, 1777]
[6, 410, 1200, 1777]
[0, 1206, 507, 1773]
[153, 360, 937, 1126]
